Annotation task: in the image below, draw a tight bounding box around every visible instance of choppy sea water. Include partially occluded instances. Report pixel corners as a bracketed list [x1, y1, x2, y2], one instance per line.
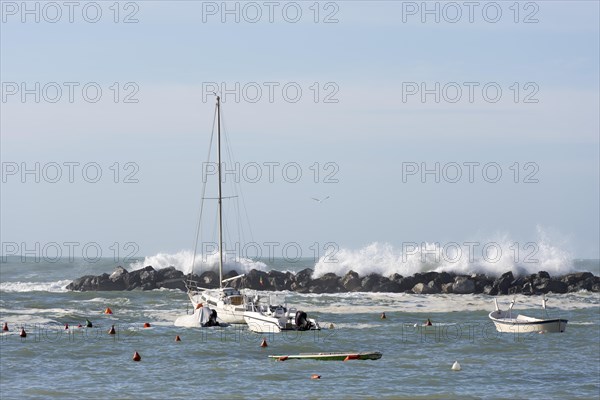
[1, 258, 599, 399]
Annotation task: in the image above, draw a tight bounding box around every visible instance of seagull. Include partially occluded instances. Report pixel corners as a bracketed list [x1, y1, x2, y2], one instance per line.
[311, 196, 330, 203]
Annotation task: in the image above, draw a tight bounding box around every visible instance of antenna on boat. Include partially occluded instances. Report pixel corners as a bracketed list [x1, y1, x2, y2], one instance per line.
[542, 295, 550, 318]
[508, 297, 515, 319]
[216, 94, 224, 289]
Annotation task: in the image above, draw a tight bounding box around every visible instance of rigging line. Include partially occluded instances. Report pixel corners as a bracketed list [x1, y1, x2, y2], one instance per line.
[220, 106, 255, 245]
[190, 101, 218, 280]
[220, 107, 244, 245]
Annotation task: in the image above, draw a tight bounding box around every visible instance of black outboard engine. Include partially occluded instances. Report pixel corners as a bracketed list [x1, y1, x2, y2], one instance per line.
[204, 309, 220, 327]
[295, 310, 311, 331]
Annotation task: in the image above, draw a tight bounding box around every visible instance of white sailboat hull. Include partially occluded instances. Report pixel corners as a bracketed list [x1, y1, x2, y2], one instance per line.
[190, 289, 246, 324]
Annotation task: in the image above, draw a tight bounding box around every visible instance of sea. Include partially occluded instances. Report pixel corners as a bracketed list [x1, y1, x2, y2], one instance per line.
[1, 254, 599, 399]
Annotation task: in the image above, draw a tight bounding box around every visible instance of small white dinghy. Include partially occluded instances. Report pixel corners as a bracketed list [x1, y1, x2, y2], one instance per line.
[489, 297, 568, 334]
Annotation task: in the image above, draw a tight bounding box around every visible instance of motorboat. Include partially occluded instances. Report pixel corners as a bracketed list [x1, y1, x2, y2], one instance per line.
[489, 297, 568, 333]
[244, 293, 320, 333]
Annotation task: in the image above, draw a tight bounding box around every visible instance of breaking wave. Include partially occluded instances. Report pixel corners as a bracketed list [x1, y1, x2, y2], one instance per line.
[313, 228, 575, 278]
[128, 250, 267, 275]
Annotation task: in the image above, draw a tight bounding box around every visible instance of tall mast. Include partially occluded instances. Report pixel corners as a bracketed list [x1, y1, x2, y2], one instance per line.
[216, 96, 224, 288]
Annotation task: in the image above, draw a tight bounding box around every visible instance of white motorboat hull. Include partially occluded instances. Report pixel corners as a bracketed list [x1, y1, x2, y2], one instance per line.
[489, 311, 568, 333]
[244, 312, 286, 333]
[244, 312, 320, 333]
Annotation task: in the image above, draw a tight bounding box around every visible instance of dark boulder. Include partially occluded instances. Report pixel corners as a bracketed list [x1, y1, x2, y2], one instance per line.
[308, 273, 345, 293]
[412, 282, 440, 294]
[267, 270, 293, 291]
[65, 265, 599, 294]
[535, 278, 568, 294]
[493, 271, 514, 295]
[452, 276, 475, 294]
[242, 269, 269, 290]
[433, 272, 455, 286]
[342, 271, 362, 292]
[472, 274, 493, 294]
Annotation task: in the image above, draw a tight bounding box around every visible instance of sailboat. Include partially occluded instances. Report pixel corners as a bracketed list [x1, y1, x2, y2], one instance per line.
[182, 95, 248, 325]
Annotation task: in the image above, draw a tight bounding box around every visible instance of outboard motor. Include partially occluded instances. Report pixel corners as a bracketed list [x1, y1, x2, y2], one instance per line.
[295, 310, 311, 331]
[204, 309, 220, 327]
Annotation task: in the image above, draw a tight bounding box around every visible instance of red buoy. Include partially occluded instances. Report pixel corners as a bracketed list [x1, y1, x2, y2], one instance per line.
[108, 325, 116, 335]
[311, 374, 321, 379]
[132, 351, 141, 362]
[64, 323, 69, 330]
[175, 335, 181, 342]
[104, 307, 113, 315]
[260, 337, 268, 347]
[143, 322, 151, 328]
[19, 327, 26, 338]
[2, 322, 8, 331]
[381, 312, 386, 319]
[425, 318, 432, 326]
[77, 324, 82, 328]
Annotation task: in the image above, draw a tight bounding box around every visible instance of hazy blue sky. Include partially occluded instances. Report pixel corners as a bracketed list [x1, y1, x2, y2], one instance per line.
[1, 1, 598, 266]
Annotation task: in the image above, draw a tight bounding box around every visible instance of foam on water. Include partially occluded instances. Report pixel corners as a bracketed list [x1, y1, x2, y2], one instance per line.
[297, 292, 599, 313]
[0, 280, 71, 293]
[82, 297, 131, 305]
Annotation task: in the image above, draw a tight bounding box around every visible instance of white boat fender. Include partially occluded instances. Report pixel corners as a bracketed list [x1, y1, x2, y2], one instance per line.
[451, 361, 461, 371]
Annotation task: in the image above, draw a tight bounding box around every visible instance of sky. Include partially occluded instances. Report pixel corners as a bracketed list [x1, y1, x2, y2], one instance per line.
[1, 1, 599, 266]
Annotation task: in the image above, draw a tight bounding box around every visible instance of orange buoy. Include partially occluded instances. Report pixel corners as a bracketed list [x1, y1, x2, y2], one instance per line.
[277, 356, 288, 361]
[132, 351, 141, 362]
[175, 335, 181, 342]
[2, 322, 8, 331]
[104, 307, 113, 314]
[108, 325, 116, 335]
[195, 303, 203, 309]
[344, 354, 359, 361]
[260, 337, 268, 347]
[143, 322, 151, 328]
[381, 312, 386, 319]
[311, 374, 321, 379]
[19, 327, 26, 338]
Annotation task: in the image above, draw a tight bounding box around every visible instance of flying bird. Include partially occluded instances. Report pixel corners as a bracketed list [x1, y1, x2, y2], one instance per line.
[311, 196, 330, 203]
